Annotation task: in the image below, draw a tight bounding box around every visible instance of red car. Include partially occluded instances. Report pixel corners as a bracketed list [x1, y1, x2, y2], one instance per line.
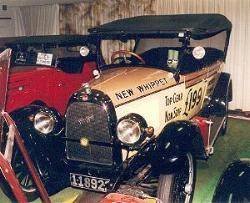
[3, 35, 97, 115]
[0, 35, 97, 201]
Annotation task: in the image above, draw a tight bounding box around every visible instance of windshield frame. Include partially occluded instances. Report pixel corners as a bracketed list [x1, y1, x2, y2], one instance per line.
[96, 30, 230, 71]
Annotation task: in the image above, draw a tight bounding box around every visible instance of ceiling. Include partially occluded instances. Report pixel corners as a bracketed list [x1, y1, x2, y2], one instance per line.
[0, 0, 93, 6]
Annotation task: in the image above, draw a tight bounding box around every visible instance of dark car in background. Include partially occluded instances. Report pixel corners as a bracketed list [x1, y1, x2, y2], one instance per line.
[213, 159, 250, 203]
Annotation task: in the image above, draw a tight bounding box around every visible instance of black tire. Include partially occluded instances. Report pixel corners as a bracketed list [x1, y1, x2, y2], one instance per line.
[0, 173, 17, 202]
[157, 153, 196, 203]
[212, 160, 250, 203]
[12, 147, 38, 202]
[0, 147, 39, 202]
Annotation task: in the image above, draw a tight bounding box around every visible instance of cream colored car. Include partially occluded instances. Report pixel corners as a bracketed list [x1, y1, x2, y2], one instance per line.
[65, 14, 232, 203]
[16, 14, 233, 203]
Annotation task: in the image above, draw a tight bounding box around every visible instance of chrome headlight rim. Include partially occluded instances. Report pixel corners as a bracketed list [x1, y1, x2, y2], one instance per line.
[33, 110, 56, 135]
[116, 113, 147, 147]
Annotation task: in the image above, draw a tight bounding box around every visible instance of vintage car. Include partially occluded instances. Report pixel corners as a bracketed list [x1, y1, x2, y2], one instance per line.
[0, 35, 97, 200]
[2, 35, 97, 115]
[212, 159, 250, 203]
[0, 49, 51, 203]
[1, 14, 232, 203]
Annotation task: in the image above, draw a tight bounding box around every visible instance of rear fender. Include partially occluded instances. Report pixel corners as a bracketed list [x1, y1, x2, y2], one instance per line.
[202, 72, 232, 117]
[213, 72, 232, 102]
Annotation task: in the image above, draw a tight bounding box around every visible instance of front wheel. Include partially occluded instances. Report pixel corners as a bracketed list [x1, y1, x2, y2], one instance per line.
[157, 153, 196, 203]
[0, 146, 40, 202]
[12, 147, 39, 202]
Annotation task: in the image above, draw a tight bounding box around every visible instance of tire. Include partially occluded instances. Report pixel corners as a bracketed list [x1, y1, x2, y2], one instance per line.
[157, 153, 196, 203]
[212, 160, 250, 203]
[12, 147, 39, 202]
[0, 173, 16, 202]
[0, 147, 39, 202]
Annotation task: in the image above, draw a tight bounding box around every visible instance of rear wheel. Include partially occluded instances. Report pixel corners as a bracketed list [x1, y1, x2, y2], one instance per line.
[221, 96, 229, 136]
[157, 153, 196, 203]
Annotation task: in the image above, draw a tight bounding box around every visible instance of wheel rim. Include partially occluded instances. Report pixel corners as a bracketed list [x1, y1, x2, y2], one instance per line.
[222, 98, 229, 131]
[174, 153, 194, 203]
[222, 117, 228, 130]
[12, 149, 36, 193]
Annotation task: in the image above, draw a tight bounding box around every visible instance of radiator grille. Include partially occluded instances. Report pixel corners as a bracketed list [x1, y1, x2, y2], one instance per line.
[66, 102, 113, 165]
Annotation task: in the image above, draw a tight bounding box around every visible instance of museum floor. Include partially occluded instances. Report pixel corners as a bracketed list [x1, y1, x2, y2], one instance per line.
[0, 118, 249, 203]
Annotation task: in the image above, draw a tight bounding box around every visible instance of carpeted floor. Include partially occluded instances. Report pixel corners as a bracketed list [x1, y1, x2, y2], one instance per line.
[0, 118, 249, 203]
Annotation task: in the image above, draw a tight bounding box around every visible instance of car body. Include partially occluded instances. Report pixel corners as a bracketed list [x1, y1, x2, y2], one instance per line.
[0, 14, 232, 202]
[2, 35, 97, 115]
[0, 35, 97, 200]
[212, 159, 250, 203]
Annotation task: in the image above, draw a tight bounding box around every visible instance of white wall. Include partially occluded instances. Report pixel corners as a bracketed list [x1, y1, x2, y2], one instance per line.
[0, 8, 15, 37]
[0, 4, 60, 37]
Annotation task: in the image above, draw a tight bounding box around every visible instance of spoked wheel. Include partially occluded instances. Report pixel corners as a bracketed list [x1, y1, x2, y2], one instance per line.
[12, 147, 38, 201]
[0, 146, 40, 202]
[0, 147, 38, 202]
[157, 153, 196, 203]
[221, 82, 231, 136]
[220, 98, 229, 136]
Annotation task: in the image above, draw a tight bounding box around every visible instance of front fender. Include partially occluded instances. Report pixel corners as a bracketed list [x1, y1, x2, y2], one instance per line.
[10, 105, 64, 179]
[10, 105, 44, 146]
[150, 120, 207, 173]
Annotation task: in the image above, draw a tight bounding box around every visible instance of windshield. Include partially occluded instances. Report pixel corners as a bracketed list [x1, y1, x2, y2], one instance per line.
[11, 43, 96, 73]
[100, 31, 227, 72]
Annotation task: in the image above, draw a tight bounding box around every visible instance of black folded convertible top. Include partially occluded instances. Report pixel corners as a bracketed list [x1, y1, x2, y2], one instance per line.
[89, 14, 232, 39]
[0, 35, 92, 48]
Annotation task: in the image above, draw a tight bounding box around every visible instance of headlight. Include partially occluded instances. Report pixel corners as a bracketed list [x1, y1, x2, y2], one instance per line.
[117, 114, 147, 146]
[34, 111, 55, 134]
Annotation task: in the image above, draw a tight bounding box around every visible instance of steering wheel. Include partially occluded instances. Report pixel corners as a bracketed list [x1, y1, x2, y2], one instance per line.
[111, 50, 145, 64]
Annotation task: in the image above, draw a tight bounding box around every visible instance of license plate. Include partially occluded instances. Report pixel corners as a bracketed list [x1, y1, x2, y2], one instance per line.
[70, 173, 110, 192]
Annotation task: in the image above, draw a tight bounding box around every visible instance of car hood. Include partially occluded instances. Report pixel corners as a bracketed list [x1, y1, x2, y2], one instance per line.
[90, 66, 180, 107]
